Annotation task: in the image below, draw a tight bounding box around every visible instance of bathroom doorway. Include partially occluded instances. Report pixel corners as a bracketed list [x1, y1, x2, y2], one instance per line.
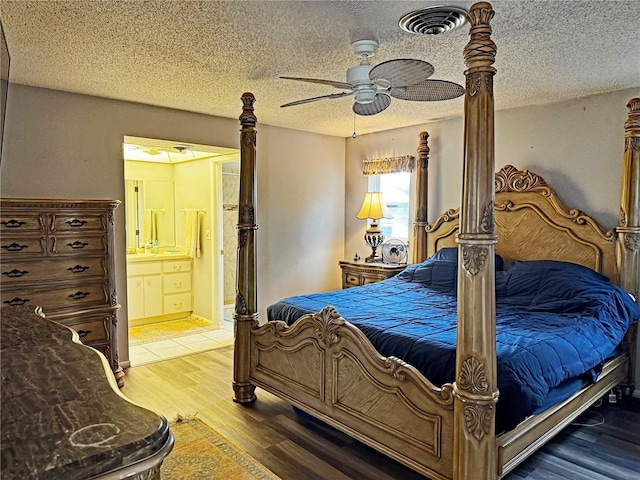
[221, 161, 240, 323]
[122, 135, 240, 366]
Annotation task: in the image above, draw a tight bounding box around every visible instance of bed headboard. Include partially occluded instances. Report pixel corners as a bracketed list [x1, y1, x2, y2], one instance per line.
[425, 165, 617, 281]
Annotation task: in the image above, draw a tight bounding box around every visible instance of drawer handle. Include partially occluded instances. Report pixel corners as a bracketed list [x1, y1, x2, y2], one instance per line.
[2, 268, 29, 278]
[66, 219, 88, 228]
[76, 329, 91, 339]
[68, 291, 90, 300]
[173, 265, 182, 271]
[173, 281, 182, 287]
[173, 302, 183, 308]
[3, 297, 31, 306]
[1, 219, 27, 228]
[1, 243, 29, 252]
[68, 241, 89, 249]
[68, 265, 90, 274]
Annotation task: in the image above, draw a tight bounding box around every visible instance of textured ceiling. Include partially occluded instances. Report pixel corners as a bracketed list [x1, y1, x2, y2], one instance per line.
[1, 0, 639, 138]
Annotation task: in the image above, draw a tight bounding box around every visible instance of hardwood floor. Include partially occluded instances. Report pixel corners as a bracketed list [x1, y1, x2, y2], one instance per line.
[121, 346, 640, 480]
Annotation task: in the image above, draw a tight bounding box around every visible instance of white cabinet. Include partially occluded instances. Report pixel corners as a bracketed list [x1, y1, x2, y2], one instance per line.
[126, 257, 192, 322]
[162, 260, 192, 315]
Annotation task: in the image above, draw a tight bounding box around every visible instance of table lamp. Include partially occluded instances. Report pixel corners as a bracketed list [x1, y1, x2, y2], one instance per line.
[356, 192, 392, 263]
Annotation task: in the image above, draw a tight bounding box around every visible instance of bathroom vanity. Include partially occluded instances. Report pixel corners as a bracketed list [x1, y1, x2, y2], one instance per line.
[126, 252, 193, 325]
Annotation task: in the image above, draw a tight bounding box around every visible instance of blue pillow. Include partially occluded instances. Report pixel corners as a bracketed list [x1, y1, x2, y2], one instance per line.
[506, 260, 609, 283]
[431, 247, 505, 271]
[496, 260, 623, 314]
[397, 247, 504, 293]
[431, 247, 458, 263]
[397, 253, 457, 293]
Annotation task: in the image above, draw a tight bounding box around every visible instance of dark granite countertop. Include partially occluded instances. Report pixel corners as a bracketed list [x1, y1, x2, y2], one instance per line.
[1, 306, 173, 479]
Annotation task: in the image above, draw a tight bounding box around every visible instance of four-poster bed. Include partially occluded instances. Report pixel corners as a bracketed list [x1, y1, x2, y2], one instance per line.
[232, 3, 640, 479]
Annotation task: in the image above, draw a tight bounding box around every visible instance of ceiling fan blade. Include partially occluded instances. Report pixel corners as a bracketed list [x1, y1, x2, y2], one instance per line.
[279, 76, 353, 90]
[353, 93, 391, 116]
[390, 79, 465, 101]
[281, 91, 352, 108]
[369, 59, 435, 88]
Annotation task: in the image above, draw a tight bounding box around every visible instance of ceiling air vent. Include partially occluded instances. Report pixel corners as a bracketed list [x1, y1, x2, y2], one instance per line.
[399, 5, 468, 35]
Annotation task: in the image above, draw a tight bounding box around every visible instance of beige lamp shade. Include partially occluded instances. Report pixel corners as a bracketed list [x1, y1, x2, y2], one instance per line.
[356, 192, 392, 220]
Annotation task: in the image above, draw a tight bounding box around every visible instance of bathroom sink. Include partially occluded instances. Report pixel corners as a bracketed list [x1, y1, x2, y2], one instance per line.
[126, 251, 187, 261]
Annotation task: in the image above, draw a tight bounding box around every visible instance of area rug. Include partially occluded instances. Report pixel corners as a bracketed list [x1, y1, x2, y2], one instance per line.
[162, 416, 280, 479]
[129, 316, 221, 345]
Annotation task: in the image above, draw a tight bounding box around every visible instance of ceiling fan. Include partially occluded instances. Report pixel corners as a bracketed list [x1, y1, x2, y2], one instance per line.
[280, 39, 465, 116]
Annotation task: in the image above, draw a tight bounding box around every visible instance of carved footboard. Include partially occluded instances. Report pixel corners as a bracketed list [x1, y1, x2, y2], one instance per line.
[249, 307, 455, 480]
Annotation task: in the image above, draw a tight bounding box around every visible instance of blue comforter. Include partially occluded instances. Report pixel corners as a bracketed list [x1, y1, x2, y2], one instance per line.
[267, 252, 639, 432]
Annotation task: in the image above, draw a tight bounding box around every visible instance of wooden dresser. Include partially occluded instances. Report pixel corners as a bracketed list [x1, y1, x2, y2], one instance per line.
[0, 198, 123, 386]
[339, 259, 406, 289]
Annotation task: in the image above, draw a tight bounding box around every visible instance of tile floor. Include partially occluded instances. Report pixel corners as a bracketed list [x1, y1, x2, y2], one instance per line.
[128, 307, 235, 366]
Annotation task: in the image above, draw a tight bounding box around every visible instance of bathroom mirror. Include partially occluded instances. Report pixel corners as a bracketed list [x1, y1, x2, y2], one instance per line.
[125, 180, 176, 249]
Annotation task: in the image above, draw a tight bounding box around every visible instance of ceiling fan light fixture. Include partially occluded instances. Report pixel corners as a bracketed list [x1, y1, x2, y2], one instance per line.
[353, 94, 391, 116]
[399, 6, 468, 35]
[354, 87, 376, 104]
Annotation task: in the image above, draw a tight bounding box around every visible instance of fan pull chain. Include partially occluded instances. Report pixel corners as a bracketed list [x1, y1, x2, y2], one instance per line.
[352, 113, 357, 138]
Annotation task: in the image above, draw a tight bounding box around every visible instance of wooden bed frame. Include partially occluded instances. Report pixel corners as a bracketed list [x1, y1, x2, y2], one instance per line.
[232, 3, 640, 479]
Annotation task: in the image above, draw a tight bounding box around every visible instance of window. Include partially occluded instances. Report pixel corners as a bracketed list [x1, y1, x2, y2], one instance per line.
[368, 172, 411, 241]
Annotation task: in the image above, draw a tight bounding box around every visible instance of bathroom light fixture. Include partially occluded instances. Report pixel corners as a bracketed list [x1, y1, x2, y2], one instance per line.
[142, 147, 162, 155]
[173, 144, 192, 153]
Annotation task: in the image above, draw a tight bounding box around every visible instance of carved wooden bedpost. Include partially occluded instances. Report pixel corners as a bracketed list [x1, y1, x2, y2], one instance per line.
[617, 98, 640, 387]
[412, 131, 430, 264]
[453, 3, 498, 480]
[233, 92, 258, 403]
[617, 98, 640, 301]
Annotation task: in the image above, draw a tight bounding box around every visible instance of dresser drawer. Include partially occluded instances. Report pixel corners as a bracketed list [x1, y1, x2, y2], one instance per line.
[339, 260, 406, 289]
[50, 234, 108, 255]
[0, 213, 45, 233]
[64, 316, 111, 344]
[2, 281, 110, 311]
[0, 236, 47, 257]
[127, 261, 162, 276]
[163, 260, 191, 273]
[50, 213, 107, 233]
[344, 272, 361, 287]
[1, 257, 108, 285]
[163, 293, 192, 314]
[163, 272, 191, 294]
[362, 276, 385, 285]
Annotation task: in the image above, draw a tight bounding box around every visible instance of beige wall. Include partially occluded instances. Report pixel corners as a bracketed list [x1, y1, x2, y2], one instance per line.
[1, 84, 346, 365]
[257, 124, 346, 306]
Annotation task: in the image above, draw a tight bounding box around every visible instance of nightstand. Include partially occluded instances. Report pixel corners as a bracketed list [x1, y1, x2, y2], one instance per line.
[339, 259, 406, 289]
